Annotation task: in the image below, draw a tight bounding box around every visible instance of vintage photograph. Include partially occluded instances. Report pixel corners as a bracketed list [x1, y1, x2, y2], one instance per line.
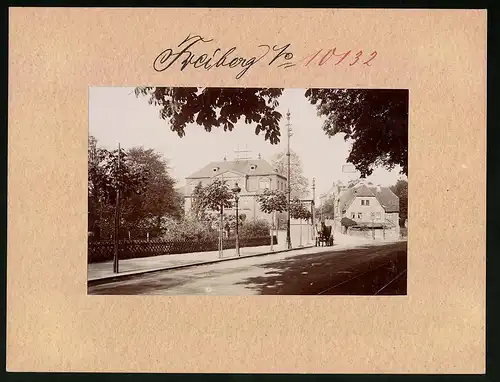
[88, 87, 408, 295]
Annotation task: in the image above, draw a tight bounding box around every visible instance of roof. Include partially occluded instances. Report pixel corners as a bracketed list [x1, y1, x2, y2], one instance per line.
[186, 159, 286, 179]
[368, 186, 400, 213]
[338, 182, 399, 213]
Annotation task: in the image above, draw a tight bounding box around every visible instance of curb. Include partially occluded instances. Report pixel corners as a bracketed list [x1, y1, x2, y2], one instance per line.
[88, 245, 315, 287]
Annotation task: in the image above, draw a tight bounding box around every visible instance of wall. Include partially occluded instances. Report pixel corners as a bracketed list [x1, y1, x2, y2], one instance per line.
[346, 196, 385, 223]
[347, 226, 400, 241]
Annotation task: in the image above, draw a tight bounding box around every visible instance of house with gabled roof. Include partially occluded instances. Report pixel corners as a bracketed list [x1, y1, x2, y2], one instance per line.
[183, 155, 287, 221]
[328, 180, 400, 237]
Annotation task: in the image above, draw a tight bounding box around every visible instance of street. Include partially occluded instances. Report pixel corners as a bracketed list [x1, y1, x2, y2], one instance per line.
[88, 241, 407, 295]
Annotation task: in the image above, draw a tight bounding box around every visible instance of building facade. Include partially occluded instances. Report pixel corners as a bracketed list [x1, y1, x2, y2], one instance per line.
[321, 180, 400, 238]
[183, 157, 287, 223]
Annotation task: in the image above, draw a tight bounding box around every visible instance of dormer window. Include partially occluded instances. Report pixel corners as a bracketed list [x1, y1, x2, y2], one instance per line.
[212, 167, 219, 172]
[249, 164, 257, 171]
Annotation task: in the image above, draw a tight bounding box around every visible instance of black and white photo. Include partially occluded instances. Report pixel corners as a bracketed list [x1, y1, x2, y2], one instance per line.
[88, 87, 408, 295]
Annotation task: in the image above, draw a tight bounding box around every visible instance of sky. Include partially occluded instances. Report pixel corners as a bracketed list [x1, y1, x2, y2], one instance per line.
[89, 87, 407, 202]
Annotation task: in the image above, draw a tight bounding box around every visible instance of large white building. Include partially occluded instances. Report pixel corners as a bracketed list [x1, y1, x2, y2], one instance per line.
[183, 156, 287, 222]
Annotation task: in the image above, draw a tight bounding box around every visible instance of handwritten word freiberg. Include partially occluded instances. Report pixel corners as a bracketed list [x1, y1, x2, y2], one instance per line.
[153, 34, 296, 79]
[300, 48, 378, 67]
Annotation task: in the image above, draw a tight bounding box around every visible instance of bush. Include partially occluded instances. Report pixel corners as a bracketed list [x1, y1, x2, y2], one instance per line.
[162, 217, 219, 242]
[240, 219, 270, 238]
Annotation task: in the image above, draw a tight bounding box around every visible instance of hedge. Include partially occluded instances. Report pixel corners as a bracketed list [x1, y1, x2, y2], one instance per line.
[88, 235, 278, 263]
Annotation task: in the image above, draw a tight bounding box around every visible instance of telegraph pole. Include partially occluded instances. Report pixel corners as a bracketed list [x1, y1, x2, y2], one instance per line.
[286, 110, 292, 250]
[312, 177, 316, 241]
[113, 143, 121, 274]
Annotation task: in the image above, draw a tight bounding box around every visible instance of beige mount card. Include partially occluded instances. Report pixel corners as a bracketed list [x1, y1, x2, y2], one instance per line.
[8, 8, 486, 374]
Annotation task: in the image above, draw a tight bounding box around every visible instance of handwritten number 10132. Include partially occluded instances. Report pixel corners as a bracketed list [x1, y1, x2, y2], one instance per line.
[302, 48, 377, 67]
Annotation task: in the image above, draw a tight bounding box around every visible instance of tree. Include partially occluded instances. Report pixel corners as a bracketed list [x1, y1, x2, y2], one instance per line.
[390, 178, 408, 227]
[305, 88, 408, 177]
[199, 178, 234, 213]
[87, 137, 147, 240]
[256, 189, 287, 249]
[271, 150, 309, 198]
[290, 198, 312, 221]
[320, 196, 336, 220]
[134, 87, 284, 144]
[190, 181, 206, 221]
[256, 189, 287, 216]
[121, 147, 183, 237]
[195, 178, 234, 255]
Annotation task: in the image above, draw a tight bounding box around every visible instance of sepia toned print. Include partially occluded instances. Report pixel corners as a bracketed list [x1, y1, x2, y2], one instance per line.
[88, 87, 408, 295]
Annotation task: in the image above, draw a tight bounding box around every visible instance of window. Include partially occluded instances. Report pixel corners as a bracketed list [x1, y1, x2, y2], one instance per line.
[361, 200, 365, 206]
[365, 199, 370, 206]
[248, 177, 258, 191]
[361, 199, 370, 206]
[357, 212, 363, 219]
[351, 212, 356, 219]
[259, 178, 271, 190]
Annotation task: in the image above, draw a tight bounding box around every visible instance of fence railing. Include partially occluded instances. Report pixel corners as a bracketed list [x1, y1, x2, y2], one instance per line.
[88, 235, 278, 263]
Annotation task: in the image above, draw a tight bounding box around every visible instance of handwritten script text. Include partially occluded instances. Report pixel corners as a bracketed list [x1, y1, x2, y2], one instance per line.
[153, 34, 295, 79]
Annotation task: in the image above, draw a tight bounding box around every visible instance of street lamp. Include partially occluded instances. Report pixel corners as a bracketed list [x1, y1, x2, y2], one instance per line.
[232, 182, 242, 256]
[286, 110, 292, 250]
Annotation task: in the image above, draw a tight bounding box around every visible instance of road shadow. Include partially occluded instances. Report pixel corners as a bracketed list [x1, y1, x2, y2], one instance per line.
[236, 242, 407, 295]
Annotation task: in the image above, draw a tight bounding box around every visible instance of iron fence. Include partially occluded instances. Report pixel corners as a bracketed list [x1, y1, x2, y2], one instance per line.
[88, 235, 278, 263]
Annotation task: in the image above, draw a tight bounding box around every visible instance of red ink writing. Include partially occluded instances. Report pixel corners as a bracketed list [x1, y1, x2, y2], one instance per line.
[299, 48, 378, 68]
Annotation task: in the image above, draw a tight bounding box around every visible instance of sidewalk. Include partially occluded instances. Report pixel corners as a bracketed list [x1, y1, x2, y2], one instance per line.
[87, 231, 402, 283]
[88, 241, 295, 282]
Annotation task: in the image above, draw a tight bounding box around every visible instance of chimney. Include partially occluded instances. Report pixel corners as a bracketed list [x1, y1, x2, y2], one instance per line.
[376, 184, 382, 192]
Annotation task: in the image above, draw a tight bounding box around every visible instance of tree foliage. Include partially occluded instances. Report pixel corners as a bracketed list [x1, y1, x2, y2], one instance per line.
[197, 177, 234, 213]
[88, 137, 183, 240]
[390, 178, 408, 227]
[162, 216, 219, 242]
[135, 87, 284, 144]
[121, 147, 183, 233]
[135, 87, 408, 181]
[320, 195, 336, 219]
[256, 189, 287, 214]
[305, 88, 408, 177]
[190, 181, 207, 221]
[88, 144, 147, 206]
[239, 219, 270, 238]
[271, 150, 309, 198]
[290, 198, 312, 221]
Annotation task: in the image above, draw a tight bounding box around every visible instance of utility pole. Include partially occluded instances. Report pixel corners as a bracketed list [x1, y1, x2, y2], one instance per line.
[113, 143, 121, 274]
[286, 110, 292, 250]
[312, 177, 316, 241]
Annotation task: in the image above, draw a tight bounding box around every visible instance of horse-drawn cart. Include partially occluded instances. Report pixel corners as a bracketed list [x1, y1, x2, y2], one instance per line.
[315, 222, 334, 247]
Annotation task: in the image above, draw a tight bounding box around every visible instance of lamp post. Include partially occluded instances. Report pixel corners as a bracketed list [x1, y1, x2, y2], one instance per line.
[312, 178, 316, 242]
[286, 110, 292, 250]
[113, 143, 121, 274]
[299, 212, 303, 248]
[232, 182, 241, 256]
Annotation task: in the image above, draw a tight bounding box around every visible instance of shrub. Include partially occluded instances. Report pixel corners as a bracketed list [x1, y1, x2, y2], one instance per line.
[162, 217, 219, 242]
[240, 219, 270, 238]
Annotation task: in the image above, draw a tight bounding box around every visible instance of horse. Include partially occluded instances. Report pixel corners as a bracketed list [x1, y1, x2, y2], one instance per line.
[315, 222, 334, 247]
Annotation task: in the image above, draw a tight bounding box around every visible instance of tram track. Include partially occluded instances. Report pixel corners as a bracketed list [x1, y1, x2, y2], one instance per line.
[317, 259, 396, 295]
